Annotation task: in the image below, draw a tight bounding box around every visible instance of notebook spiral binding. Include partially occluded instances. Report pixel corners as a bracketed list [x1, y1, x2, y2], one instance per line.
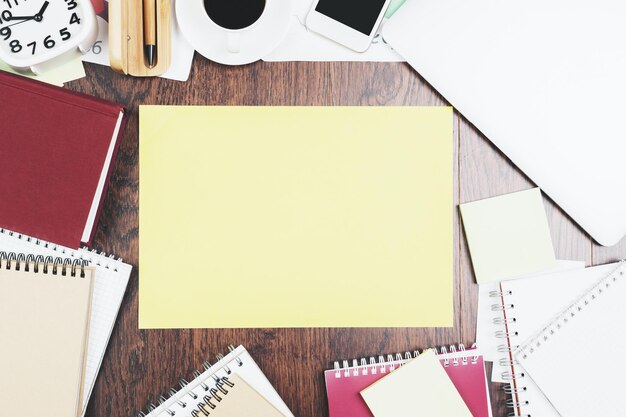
[137, 345, 243, 417]
[0, 228, 124, 272]
[0, 251, 88, 277]
[333, 344, 478, 379]
[489, 287, 529, 417]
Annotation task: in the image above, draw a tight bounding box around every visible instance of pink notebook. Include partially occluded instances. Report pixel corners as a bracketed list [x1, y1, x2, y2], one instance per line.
[324, 345, 491, 417]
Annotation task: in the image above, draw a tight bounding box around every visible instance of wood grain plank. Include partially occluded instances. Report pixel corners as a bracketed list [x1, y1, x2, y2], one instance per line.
[61, 57, 615, 417]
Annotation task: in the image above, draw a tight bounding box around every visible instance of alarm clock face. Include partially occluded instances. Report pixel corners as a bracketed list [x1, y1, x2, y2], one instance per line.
[0, 0, 95, 67]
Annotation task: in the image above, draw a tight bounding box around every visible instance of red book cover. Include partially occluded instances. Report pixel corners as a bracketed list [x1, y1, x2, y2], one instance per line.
[0, 71, 127, 248]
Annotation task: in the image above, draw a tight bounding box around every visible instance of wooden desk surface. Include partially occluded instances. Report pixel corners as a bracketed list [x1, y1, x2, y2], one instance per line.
[68, 59, 625, 417]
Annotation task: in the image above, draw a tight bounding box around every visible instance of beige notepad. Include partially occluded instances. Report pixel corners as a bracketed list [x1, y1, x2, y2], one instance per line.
[360, 350, 473, 417]
[192, 374, 285, 417]
[139, 106, 454, 328]
[460, 188, 556, 284]
[0, 258, 94, 417]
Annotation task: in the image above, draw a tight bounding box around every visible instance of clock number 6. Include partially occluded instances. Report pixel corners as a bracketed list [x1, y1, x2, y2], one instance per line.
[44, 35, 55, 49]
[64, 0, 77, 10]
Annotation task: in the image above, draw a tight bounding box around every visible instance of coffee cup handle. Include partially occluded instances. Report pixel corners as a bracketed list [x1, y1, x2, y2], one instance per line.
[227, 32, 241, 53]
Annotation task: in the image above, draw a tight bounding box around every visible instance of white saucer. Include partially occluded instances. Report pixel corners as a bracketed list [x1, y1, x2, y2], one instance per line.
[176, 0, 292, 66]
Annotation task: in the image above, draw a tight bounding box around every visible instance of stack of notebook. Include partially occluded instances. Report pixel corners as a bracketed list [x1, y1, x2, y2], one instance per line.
[0, 229, 132, 417]
[137, 345, 293, 417]
[324, 345, 492, 417]
[489, 262, 626, 417]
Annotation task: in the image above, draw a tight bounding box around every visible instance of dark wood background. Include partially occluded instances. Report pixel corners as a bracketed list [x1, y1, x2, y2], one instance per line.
[66, 58, 625, 417]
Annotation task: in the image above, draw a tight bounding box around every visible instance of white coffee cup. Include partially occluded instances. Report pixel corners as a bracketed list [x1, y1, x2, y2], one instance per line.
[204, 0, 267, 53]
[176, 0, 291, 65]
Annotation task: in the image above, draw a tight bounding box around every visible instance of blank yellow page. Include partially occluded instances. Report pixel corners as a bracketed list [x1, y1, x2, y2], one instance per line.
[139, 106, 453, 328]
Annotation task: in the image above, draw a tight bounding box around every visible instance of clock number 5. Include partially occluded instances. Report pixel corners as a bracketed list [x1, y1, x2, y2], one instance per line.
[60, 27, 70, 40]
[64, 0, 78, 10]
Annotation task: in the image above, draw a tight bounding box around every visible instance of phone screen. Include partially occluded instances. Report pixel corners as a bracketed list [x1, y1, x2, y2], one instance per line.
[315, 0, 388, 36]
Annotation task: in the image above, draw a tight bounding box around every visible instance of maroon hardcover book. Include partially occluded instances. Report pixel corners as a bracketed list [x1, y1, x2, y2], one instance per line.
[0, 71, 127, 248]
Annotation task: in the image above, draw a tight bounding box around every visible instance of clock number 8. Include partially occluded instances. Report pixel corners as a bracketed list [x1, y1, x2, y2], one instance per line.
[9, 39, 21, 53]
[64, 0, 77, 10]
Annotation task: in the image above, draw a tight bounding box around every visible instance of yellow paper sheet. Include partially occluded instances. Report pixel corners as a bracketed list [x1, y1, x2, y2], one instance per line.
[360, 350, 473, 417]
[460, 188, 556, 284]
[139, 106, 453, 328]
[0, 50, 86, 86]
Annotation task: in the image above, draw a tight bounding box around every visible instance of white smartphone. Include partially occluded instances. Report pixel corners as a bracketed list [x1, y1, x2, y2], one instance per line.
[305, 0, 393, 52]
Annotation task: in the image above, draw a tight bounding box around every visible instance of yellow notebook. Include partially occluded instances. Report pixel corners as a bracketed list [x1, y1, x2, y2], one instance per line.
[360, 350, 473, 417]
[139, 106, 453, 328]
[0, 254, 94, 417]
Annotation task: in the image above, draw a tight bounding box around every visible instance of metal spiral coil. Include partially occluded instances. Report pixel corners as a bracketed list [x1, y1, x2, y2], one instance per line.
[0, 251, 88, 277]
[190, 377, 234, 417]
[332, 343, 480, 379]
[138, 345, 244, 417]
[0, 228, 125, 272]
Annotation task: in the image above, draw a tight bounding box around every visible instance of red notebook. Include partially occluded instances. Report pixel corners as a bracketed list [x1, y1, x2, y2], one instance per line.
[325, 345, 492, 417]
[0, 71, 126, 248]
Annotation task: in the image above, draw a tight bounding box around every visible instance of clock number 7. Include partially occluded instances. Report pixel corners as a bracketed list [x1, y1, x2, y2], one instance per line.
[27, 40, 35, 54]
[64, 0, 77, 11]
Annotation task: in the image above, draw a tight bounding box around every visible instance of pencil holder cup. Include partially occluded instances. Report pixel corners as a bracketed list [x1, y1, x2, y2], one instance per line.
[109, 0, 172, 76]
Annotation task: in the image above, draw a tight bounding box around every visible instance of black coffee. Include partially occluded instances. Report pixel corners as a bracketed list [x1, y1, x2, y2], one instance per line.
[204, 0, 266, 30]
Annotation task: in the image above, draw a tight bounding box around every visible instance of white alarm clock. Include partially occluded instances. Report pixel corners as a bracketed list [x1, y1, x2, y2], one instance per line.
[0, 0, 97, 74]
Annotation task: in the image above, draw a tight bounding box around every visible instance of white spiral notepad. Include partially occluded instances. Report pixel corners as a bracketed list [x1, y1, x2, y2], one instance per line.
[138, 345, 293, 417]
[0, 228, 132, 416]
[516, 262, 626, 417]
[492, 263, 619, 416]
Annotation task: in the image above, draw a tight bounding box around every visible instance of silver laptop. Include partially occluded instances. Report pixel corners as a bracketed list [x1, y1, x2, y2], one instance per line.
[384, 0, 626, 246]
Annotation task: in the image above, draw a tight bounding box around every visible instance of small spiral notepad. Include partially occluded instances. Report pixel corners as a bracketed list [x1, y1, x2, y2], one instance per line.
[325, 344, 491, 417]
[0, 229, 132, 416]
[137, 345, 293, 417]
[515, 262, 626, 417]
[491, 263, 619, 417]
[0, 254, 94, 417]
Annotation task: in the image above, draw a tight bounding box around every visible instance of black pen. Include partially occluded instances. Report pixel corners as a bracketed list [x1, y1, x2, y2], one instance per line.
[143, 0, 157, 68]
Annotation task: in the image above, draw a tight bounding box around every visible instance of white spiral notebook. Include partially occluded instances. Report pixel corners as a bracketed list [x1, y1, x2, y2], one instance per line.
[137, 345, 293, 417]
[492, 263, 620, 416]
[516, 262, 626, 417]
[0, 228, 132, 416]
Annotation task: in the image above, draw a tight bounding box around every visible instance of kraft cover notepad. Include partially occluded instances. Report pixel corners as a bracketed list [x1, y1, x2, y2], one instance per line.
[0, 229, 133, 416]
[138, 345, 294, 417]
[0, 256, 94, 417]
[139, 106, 453, 328]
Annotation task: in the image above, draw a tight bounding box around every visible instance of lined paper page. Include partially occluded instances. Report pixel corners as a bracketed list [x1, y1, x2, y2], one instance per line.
[0, 229, 132, 415]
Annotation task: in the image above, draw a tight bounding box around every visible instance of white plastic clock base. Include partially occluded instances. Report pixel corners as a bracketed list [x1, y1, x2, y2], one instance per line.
[176, 0, 291, 66]
[29, 48, 85, 75]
